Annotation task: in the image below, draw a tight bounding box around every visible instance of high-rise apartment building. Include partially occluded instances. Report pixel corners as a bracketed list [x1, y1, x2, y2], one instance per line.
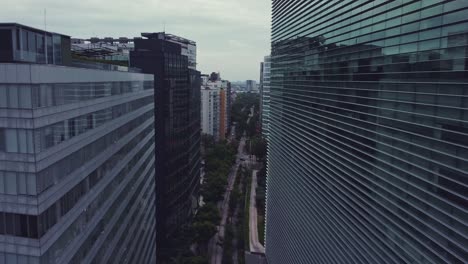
[201, 87, 220, 138]
[0, 23, 156, 263]
[200, 73, 231, 140]
[266, 1, 468, 263]
[260, 55, 271, 138]
[246, 79, 257, 92]
[130, 33, 201, 252]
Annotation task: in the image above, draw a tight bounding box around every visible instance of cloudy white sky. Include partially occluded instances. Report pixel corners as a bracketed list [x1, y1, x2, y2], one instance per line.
[1, 0, 271, 81]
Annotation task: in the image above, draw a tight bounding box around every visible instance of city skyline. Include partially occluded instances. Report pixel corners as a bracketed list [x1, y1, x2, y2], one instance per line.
[0, 0, 270, 81]
[2, 1, 468, 263]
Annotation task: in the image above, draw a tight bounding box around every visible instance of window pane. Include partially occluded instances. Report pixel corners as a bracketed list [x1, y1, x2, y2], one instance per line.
[18, 129, 27, 153]
[5, 172, 17, 195]
[0, 172, 4, 193]
[17, 255, 27, 264]
[21, 30, 28, 51]
[18, 173, 26, 195]
[29, 257, 39, 264]
[0, 86, 6, 107]
[27, 173, 36, 195]
[8, 85, 18, 108]
[5, 254, 16, 264]
[28, 31, 36, 53]
[27, 130, 34, 154]
[19, 86, 32, 108]
[5, 129, 18, 152]
[0, 128, 5, 152]
[0, 213, 4, 235]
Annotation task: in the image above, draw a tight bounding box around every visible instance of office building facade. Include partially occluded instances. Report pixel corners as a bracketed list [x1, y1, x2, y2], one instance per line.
[260, 55, 271, 138]
[130, 33, 201, 250]
[266, 1, 468, 263]
[0, 24, 156, 264]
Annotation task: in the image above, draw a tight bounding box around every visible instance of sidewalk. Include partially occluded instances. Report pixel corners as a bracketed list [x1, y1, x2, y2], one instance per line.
[249, 170, 265, 253]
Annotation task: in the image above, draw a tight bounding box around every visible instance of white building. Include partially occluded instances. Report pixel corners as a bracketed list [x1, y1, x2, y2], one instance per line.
[200, 74, 231, 141]
[201, 88, 220, 138]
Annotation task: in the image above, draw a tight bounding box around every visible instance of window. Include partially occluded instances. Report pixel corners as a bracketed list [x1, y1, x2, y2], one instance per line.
[69, 119, 76, 138]
[21, 30, 28, 51]
[5, 172, 17, 195]
[0, 172, 4, 193]
[8, 85, 19, 108]
[18, 130, 27, 153]
[18, 86, 32, 108]
[5, 254, 16, 264]
[16, 29, 20, 50]
[5, 129, 18, 152]
[27, 174, 36, 195]
[28, 31, 36, 53]
[0, 129, 5, 152]
[18, 173, 27, 195]
[87, 114, 93, 129]
[0, 86, 6, 107]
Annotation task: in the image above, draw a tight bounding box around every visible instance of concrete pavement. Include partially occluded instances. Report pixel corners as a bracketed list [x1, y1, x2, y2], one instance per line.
[249, 170, 265, 254]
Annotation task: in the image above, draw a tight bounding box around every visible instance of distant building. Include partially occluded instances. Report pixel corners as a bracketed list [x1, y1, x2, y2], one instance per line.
[71, 38, 134, 63]
[210, 72, 221, 82]
[0, 23, 156, 263]
[246, 80, 257, 92]
[130, 32, 201, 257]
[71, 33, 197, 71]
[201, 74, 231, 141]
[201, 87, 220, 138]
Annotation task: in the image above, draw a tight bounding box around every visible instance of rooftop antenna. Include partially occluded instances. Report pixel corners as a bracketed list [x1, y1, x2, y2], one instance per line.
[163, 21, 166, 33]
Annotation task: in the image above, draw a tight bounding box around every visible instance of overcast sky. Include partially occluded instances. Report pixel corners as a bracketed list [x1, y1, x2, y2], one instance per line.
[1, 0, 271, 81]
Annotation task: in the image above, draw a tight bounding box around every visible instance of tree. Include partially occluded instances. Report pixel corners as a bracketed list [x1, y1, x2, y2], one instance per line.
[182, 256, 209, 264]
[201, 175, 227, 203]
[193, 221, 217, 244]
[252, 137, 267, 160]
[196, 203, 221, 223]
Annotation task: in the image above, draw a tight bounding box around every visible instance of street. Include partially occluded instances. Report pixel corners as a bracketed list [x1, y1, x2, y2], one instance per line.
[209, 137, 247, 264]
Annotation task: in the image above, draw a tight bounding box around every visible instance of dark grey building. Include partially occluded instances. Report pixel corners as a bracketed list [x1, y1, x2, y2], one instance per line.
[130, 32, 201, 258]
[0, 24, 156, 264]
[266, 1, 468, 263]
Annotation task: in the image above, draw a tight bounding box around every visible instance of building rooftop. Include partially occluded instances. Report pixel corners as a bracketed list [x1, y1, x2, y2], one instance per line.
[0, 22, 69, 37]
[141, 32, 196, 46]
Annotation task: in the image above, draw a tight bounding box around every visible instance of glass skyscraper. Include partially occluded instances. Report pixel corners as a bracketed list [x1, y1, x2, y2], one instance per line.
[130, 33, 201, 259]
[261, 55, 271, 138]
[0, 24, 156, 264]
[266, 1, 468, 263]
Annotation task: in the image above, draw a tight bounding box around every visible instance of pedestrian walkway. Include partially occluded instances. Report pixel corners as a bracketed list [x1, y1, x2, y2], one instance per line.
[249, 170, 265, 253]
